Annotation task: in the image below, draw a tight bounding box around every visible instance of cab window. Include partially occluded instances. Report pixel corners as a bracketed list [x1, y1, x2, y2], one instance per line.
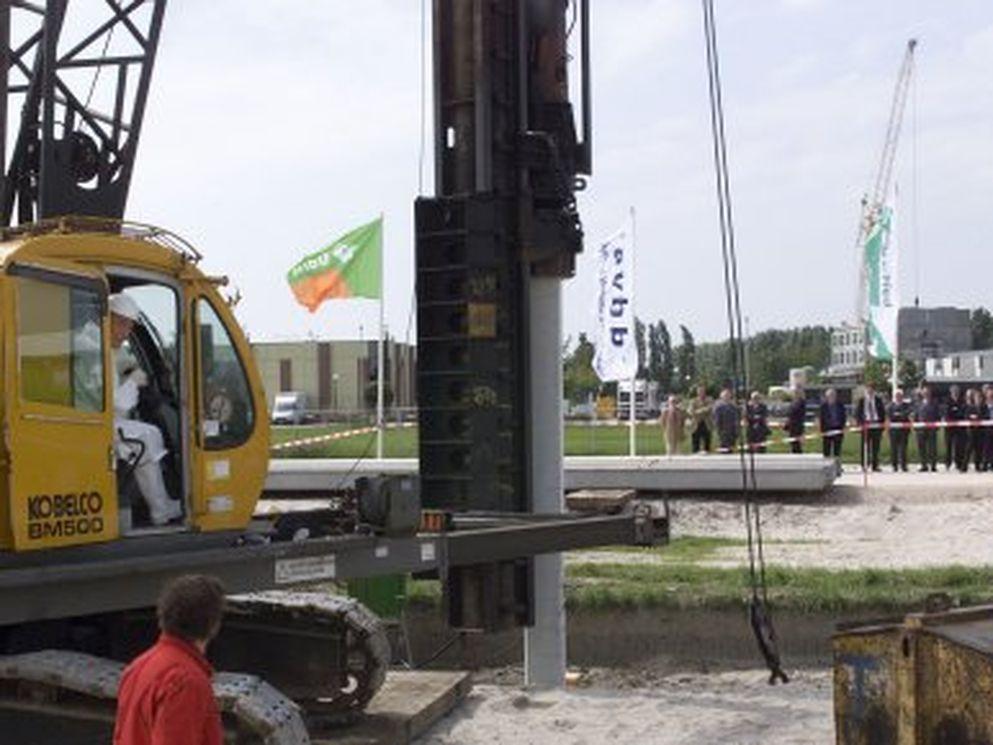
[197, 298, 253, 448]
[17, 276, 104, 412]
[122, 283, 180, 400]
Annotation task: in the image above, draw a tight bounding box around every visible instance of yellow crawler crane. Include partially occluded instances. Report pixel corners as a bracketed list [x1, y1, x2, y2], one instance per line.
[0, 220, 661, 744]
[0, 222, 270, 550]
[0, 220, 395, 742]
[0, 3, 666, 742]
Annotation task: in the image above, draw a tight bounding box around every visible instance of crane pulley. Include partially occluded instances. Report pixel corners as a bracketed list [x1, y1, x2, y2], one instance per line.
[0, 0, 166, 226]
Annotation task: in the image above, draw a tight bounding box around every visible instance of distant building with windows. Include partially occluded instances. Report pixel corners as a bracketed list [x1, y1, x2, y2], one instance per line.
[925, 349, 993, 387]
[827, 306, 972, 383]
[828, 322, 865, 377]
[250, 339, 416, 415]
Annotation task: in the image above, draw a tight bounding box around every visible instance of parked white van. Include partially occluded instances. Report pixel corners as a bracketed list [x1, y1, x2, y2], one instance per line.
[271, 391, 311, 425]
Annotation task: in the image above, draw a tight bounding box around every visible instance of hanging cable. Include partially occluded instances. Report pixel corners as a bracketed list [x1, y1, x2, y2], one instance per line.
[701, 0, 787, 685]
[84, 24, 116, 110]
[406, 0, 429, 349]
[911, 59, 921, 306]
[417, 0, 428, 197]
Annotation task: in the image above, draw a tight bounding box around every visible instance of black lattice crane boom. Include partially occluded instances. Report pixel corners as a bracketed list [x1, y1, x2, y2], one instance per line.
[0, 0, 166, 226]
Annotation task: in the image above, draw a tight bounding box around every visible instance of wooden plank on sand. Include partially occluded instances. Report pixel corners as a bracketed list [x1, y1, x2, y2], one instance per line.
[315, 670, 472, 745]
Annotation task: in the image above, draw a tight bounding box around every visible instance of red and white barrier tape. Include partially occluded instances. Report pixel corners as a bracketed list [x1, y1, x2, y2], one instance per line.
[270, 422, 416, 452]
[714, 418, 993, 454]
[273, 418, 993, 454]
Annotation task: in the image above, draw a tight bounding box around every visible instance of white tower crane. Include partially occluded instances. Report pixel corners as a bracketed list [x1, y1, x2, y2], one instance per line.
[856, 39, 918, 325]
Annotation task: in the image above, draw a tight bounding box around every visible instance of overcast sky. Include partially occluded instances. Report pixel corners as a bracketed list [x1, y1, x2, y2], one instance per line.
[62, 1, 993, 345]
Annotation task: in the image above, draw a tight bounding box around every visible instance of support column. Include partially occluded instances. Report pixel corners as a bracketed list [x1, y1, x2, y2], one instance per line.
[524, 275, 565, 688]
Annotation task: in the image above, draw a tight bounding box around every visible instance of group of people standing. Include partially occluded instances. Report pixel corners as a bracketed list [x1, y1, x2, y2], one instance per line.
[661, 384, 776, 455]
[658, 382, 993, 473]
[830, 382, 993, 473]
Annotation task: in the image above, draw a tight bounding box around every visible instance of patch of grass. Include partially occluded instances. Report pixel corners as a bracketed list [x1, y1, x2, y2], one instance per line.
[564, 563, 993, 613]
[660, 535, 746, 562]
[276, 421, 939, 465]
[270, 423, 355, 443]
[407, 578, 443, 607]
[402, 564, 993, 614]
[271, 426, 419, 458]
[586, 536, 746, 563]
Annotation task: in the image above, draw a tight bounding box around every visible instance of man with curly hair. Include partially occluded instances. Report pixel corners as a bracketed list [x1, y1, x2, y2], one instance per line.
[114, 575, 226, 745]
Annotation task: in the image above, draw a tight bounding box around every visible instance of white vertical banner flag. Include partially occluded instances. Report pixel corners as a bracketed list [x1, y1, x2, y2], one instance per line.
[593, 223, 637, 382]
[865, 202, 899, 360]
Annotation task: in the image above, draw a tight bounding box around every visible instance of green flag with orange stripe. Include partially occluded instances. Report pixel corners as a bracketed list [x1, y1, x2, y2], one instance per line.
[287, 217, 382, 312]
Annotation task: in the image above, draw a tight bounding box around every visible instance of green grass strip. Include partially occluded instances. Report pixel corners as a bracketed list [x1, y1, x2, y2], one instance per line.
[272, 421, 934, 464]
[405, 563, 993, 614]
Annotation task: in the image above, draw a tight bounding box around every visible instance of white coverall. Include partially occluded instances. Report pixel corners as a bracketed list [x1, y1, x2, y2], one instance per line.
[114, 358, 180, 525]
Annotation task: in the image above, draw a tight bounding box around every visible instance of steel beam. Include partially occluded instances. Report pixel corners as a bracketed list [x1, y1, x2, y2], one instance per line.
[0, 510, 663, 627]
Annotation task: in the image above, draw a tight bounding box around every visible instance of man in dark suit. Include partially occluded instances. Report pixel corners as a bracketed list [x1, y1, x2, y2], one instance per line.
[785, 387, 807, 454]
[713, 388, 740, 452]
[887, 388, 913, 472]
[855, 383, 886, 472]
[944, 385, 966, 471]
[818, 388, 847, 471]
[915, 385, 940, 472]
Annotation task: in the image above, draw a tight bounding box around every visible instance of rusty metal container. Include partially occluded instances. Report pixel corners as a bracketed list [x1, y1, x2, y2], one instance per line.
[834, 604, 993, 744]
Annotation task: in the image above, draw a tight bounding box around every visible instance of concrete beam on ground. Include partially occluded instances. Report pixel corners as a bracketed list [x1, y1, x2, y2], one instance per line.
[265, 454, 838, 495]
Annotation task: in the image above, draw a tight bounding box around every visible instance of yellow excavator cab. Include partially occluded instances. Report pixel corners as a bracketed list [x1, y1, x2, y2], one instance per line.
[0, 221, 269, 552]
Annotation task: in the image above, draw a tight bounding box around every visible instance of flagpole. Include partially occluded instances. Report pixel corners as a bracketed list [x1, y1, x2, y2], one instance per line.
[890, 186, 900, 397]
[376, 213, 385, 460]
[629, 205, 637, 458]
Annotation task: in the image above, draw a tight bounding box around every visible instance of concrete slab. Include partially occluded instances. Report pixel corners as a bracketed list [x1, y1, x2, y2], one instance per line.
[267, 454, 838, 495]
[315, 670, 472, 745]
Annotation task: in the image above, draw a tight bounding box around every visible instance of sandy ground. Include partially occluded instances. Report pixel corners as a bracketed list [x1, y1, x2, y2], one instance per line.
[417, 669, 833, 744]
[572, 470, 993, 569]
[416, 472, 993, 743]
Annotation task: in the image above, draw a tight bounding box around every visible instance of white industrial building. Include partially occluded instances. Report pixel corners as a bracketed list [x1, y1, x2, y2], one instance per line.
[925, 349, 993, 386]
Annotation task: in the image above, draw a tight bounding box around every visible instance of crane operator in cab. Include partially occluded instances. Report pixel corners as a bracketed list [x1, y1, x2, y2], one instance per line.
[109, 293, 181, 526]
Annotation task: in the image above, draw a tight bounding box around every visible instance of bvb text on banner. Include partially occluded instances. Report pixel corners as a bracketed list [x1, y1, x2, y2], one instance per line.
[593, 225, 637, 382]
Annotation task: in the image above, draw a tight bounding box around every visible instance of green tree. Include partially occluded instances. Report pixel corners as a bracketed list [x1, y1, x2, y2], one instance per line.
[863, 358, 892, 392]
[635, 317, 648, 378]
[562, 333, 600, 404]
[676, 325, 696, 391]
[696, 326, 832, 393]
[647, 322, 662, 382]
[971, 307, 993, 350]
[656, 321, 674, 393]
[898, 358, 922, 390]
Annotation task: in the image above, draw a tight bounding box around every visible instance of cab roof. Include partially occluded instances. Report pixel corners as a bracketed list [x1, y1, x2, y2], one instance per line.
[0, 217, 203, 276]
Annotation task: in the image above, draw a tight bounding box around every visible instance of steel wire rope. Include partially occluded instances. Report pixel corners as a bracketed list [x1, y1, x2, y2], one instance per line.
[333, 1, 427, 482]
[83, 20, 115, 110]
[911, 59, 921, 306]
[330, 427, 378, 492]
[701, 0, 787, 684]
[404, 0, 429, 349]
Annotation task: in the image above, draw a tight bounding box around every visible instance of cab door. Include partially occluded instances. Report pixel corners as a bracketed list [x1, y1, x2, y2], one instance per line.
[190, 291, 269, 531]
[5, 263, 117, 551]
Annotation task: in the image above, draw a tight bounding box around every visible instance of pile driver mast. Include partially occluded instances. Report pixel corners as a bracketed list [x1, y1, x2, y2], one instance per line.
[416, 0, 591, 647]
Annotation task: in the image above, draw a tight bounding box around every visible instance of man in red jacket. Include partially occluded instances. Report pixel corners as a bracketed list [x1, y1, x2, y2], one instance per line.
[114, 575, 227, 745]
